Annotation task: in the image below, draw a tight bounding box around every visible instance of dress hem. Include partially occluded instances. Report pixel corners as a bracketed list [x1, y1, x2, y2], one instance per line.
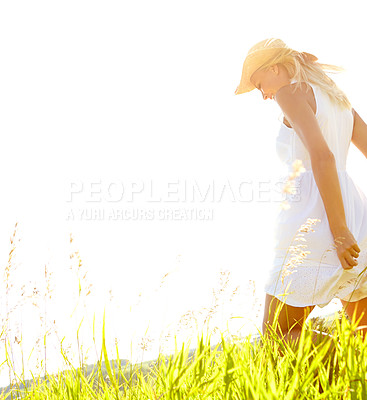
[264, 290, 367, 309]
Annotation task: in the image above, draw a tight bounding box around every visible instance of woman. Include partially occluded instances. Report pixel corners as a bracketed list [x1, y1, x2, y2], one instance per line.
[235, 38, 367, 347]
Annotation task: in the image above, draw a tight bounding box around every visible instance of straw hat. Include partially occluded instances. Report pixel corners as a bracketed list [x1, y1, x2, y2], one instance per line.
[234, 38, 318, 95]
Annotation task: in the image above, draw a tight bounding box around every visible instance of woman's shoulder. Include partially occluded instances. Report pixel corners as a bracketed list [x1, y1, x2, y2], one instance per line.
[288, 80, 315, 94]
[275, 81, 317, 116]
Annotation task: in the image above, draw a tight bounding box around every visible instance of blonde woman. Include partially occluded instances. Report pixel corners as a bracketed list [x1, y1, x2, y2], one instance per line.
[235, 38, 367, 348]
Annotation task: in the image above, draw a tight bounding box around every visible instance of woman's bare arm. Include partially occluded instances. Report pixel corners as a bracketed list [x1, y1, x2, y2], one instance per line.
[275, 84, 360, 268]
[275, 84, 347, 236]
[351, 108, 367, 159]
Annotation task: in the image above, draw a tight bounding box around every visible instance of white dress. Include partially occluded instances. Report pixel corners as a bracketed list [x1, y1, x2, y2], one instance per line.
[264, 79, 367, 308]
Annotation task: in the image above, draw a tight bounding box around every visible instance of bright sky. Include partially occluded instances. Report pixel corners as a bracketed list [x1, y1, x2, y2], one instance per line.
[1, 0, 367, 387]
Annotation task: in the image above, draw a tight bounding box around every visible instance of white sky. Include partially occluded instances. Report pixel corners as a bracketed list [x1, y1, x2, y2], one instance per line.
[1, 0, 367, 387]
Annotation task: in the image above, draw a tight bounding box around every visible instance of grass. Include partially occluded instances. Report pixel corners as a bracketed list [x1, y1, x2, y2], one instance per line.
[1, 309, 367, 399]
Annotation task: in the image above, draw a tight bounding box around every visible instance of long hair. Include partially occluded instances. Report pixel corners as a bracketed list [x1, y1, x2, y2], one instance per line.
[259, 47, 352, 111]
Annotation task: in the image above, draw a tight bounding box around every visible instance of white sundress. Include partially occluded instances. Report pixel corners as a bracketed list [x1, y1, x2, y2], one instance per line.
[264, 79, 367, 308]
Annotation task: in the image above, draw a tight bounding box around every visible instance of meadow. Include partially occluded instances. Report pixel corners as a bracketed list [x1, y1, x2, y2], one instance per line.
[2, 160, 367, 399]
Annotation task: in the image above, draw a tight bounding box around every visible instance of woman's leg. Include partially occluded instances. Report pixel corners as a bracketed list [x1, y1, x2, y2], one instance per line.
[262, 293, 318, 354]
[340, 296, 367, 340]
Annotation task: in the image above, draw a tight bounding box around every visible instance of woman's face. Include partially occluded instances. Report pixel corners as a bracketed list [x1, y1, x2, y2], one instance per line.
[250, 64, 290, 101]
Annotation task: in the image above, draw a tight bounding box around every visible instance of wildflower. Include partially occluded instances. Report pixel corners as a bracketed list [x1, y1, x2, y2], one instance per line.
[280, 218, 321, 284]
[280, 159, 305, 211]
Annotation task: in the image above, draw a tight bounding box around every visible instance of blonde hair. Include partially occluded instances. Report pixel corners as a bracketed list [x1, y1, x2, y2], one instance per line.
[259, 48, 352, 111]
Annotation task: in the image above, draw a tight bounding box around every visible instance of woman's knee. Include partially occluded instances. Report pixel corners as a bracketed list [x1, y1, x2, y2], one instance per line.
[262, 293, 315, 336]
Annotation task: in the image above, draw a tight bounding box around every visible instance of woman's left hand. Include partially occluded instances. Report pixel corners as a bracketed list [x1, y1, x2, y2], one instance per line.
[333, 227, 361, 270]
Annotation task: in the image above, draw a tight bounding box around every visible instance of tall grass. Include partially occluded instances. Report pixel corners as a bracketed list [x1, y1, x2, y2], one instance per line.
[2, 305, 367, 399]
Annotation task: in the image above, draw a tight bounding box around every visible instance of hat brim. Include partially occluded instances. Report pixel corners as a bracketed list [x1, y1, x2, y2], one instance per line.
[234, 81, 256, 95]
[234, 49, 279, 96]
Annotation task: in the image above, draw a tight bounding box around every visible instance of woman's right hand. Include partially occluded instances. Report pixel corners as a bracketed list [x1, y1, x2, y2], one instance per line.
[333, 227, 361, 270]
